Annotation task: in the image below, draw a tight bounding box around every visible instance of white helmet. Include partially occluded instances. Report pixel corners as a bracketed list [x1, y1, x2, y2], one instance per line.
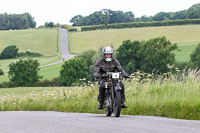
[102, 47, 114, 62]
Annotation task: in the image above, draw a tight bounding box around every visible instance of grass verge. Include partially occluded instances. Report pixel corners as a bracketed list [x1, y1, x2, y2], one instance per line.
[0, 71, 200, 120]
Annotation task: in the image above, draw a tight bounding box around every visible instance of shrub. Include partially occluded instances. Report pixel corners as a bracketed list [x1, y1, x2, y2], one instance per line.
[0, 45, 18, 59]
[0, 69, 4, 75]
[8, 58, 42, 87]
[60, 58, 88, 86]
[81, 19, 200, 31]
[190, 44, 200, 69]
[18, 51, 42, 57]
[0, 82, 15, 88]
[37, 77, 63, 87]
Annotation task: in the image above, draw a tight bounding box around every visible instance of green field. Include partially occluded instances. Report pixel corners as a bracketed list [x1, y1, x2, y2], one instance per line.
[69, 25, 200, 61]
[0, 28, 62, 74]
[0, 29, 61, 56]
[0, 71, 200, 120]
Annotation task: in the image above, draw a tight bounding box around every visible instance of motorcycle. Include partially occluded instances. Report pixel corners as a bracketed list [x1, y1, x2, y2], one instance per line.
[102, 72, 123, 117]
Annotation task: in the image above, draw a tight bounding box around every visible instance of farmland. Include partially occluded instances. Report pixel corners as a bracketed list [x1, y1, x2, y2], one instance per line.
[69, 25, 200, 61]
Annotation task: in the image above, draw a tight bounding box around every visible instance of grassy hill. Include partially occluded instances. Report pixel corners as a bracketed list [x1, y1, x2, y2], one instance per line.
[69, 25, 200, 61]
[0, 29, 61, 56]
[0, 28, 62, 73]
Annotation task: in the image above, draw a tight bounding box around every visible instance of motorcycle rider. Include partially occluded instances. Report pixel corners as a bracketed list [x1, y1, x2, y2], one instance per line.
[94, 46, 130, 109]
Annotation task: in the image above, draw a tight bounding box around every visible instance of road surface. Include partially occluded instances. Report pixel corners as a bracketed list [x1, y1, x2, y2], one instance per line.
[0, 111, 199, 133]
[39, 28, 72, 68]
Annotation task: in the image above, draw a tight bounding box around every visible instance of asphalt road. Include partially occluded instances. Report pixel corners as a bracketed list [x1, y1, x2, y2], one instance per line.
[39, 28, 72, 68]
[0, 111, 199, 133]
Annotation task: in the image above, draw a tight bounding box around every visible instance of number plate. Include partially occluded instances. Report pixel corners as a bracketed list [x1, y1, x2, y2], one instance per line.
[112, 73, 119, 79]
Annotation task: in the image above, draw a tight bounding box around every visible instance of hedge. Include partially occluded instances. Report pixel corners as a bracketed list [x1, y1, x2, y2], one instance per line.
[81, 19, 200, 31]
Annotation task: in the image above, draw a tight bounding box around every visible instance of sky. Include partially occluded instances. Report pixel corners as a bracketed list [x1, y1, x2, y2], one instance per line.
[0, 0, 200, 27]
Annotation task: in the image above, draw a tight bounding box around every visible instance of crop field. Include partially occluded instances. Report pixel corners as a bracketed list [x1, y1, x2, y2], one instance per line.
[69, 25, 200, 61]
[0, 71, 200, 120]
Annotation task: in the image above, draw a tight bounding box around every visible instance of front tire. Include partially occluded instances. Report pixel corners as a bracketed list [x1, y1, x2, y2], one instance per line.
[113, 91, 121, 117]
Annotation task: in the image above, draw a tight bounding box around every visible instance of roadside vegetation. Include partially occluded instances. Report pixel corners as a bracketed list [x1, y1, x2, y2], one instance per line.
[0, 70, 200, 120]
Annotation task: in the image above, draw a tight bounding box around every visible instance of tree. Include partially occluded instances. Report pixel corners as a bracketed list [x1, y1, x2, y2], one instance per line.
[172, 10, 187, 20]
[186, 3, 200, 19]
[190, 44, 200, 69]
[138, 36, 178, 74]
[8, 59, 42, 87]
[116, 40, 141, 74]
[153, 12, 174, 21]
[0, 45, 18, 59]
[116, 37, 178, 74]
[45, 22, 54, 28]
[60, 58, 88, 86]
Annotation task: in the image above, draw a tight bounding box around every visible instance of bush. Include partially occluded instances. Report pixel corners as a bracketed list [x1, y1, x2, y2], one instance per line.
[59, 58, 88, 86]
[0, 69, 4, 75]
[81, 19, 200, 31]
[0, 82, 15, 88]
[0, 45, 18, 59]
[8, 58, 42, 87]
[190, 44, 200, 69]
[37, 77, 63, 87]
[18, 51, 42, 57]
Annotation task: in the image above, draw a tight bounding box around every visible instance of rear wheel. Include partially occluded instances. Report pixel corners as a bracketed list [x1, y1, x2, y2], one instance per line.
[113, 91, 121, 117]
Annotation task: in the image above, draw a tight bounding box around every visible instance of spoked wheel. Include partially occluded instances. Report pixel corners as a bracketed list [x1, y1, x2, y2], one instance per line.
[105, 94, 112, 116]
[105, 108, 112, 116]
[113, 91, 122, 117]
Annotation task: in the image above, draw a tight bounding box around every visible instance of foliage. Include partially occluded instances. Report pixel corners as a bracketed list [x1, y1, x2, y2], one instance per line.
[0, 45, 18, 59]
[186, 3, 200, 19]
[190, 44, 200, 69]
[18, 51, 42, 57]
[138, 36, 178, 74]
[8, 59, 42, 87]
[0, 13, 36, 30]
[76, 50, 96, 71]
[45, 22, 54, 28]
[0, 69, 3, 75]
[153, 12, 174, 21]
[70, 9, 135, 26]
[81, 19, 200, 31]
[37, 77, 63, 87]
[116, 36, 178, 74]
[116, 40, 141, 74]
[0, 81, 15, 88]
[1, 70, 200, 120]
[59, 58, 88, 86]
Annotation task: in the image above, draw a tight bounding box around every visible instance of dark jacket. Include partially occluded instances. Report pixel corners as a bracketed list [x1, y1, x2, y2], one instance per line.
[93, 58, 129, 78]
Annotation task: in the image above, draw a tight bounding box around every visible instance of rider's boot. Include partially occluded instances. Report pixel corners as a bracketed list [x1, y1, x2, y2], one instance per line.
[97, 102, 103, 109]
[121, 102, 128, 108]
[121, 82, 128, 108]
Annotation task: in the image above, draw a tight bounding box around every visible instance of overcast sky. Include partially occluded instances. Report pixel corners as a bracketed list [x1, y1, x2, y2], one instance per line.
[0, 0, 199, 27]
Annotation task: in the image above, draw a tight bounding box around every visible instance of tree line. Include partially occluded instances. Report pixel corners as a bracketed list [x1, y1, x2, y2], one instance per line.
[0, 13, 36, 30]
[70, 3, 200, 26]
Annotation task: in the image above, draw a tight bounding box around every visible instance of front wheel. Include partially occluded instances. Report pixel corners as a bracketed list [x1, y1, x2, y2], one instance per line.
[113, 91, 121, 117]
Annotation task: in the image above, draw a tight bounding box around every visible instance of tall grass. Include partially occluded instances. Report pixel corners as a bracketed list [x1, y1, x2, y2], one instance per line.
[0, 70, 200, 120]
